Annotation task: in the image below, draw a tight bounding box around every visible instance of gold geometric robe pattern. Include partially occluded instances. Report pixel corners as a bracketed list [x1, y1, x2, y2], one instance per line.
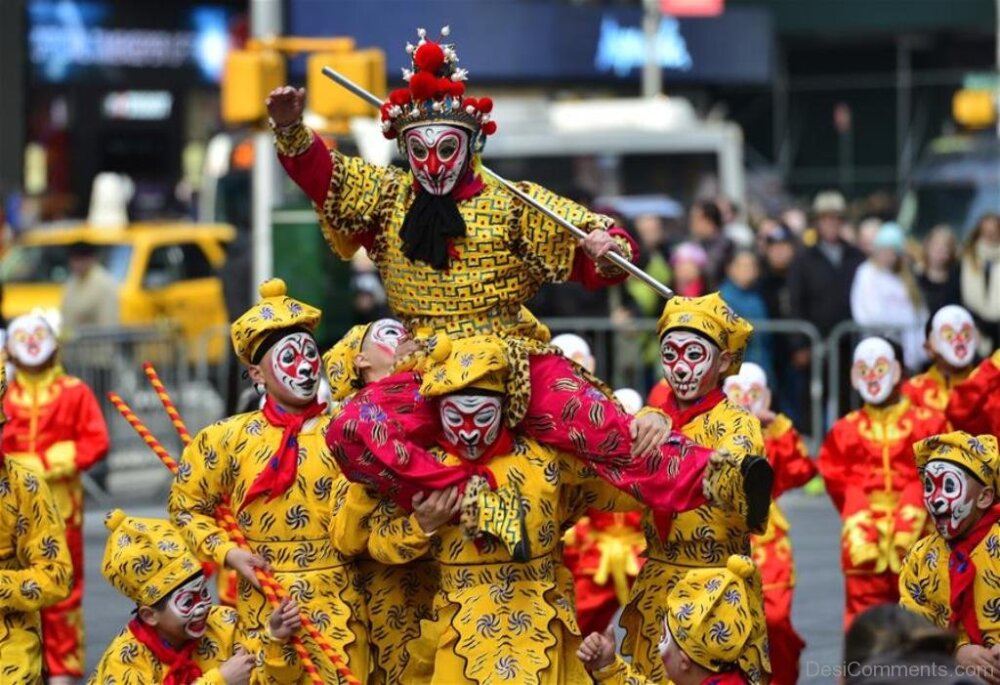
[167, 411, 369, 683]
[86, 606, 302, 684]
[0, 458, 72, 684]
[360, 437, 635, 684]
[899, 522, 1000, 647]
[620, 398, 770, 685]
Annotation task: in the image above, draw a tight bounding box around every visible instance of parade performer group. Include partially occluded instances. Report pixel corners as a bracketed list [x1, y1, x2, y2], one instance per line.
[24, 22, 1000, 685]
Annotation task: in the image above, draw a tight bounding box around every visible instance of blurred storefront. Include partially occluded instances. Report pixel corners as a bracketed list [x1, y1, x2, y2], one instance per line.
[22, 0, 248, 221]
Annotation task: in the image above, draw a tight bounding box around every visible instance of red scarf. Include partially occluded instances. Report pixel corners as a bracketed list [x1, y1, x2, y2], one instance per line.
[128, 618, 203, 685]
[701, 671, 749, 685]
[659, 387, 727, 430]
[240, 397, 326, 512]
[948, 503, 1000, 644]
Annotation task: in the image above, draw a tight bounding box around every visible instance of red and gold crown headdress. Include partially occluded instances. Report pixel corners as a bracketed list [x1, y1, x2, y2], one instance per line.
[379, 26, 497, 148]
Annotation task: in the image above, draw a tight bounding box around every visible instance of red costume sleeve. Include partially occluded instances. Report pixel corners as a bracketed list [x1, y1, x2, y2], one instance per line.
[948, 355, 1000, 436]
[764, 419, 817, 499]
[568, 228, 640, 289]
[68, 383, 110, 470]
[817, 422, 850, 515]
[277, 131, 333, 207]
[899, 378, 922, 408]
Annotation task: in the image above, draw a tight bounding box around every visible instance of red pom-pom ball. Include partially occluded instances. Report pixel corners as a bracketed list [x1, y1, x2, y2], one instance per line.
[389, 88, 411, 107]
[409, 71, 438, 101]
[436, 76, 453, 96]
[383, 128, 398, 140]
[482, 121, 497, 135]
[463, 97, 479, 111]
[414, 42, 445, 73]
[477, 97, 494, 114]
[447, 81, 466, 98]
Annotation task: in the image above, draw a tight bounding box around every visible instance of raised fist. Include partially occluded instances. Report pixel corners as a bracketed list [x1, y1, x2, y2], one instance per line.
[266, 86, 306, 128]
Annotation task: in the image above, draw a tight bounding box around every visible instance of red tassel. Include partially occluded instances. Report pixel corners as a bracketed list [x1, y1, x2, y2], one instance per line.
[414, 42, 445, 73]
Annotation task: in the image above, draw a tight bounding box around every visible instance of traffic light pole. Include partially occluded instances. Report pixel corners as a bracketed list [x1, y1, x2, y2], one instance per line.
[250, 0, 283, 290]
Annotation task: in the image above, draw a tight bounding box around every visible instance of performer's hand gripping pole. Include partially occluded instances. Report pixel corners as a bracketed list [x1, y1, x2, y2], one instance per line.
[321, 66, 675, 300]
[107, 388, 360, 685]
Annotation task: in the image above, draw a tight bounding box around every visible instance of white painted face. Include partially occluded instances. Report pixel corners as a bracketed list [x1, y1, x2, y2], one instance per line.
[551, 333, 596, 374]
[923, 461, 981, 540]
[367, 318, 407, 356]
[660, 330, 718, 401]
[439, 394, 503, 461]
[7, 314, 57, 368]
[269, 332, 321, 401]
[405, 124, 471, 195]
[723, 361, 770, 416]
[167, 575, 212, 639]
[930, 305, 977, 369]
[851, 338, 900, 405]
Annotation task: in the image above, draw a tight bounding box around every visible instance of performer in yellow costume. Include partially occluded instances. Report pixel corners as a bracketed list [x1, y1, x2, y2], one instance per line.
[325, 320, 440, 685]
[579, 555, 762, 685]
[353, 335, 637, 684]
[899, 432, 1000, 667]
[168, 279, 369, 684]
[625, 293, 772, 685]
[0, 360, 73, 684]
[89, 509, 304, 685]
[2, 312, 110, 684]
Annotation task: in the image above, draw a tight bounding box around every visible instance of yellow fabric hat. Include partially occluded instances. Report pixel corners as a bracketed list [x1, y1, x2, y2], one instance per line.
[420, 335, 509, 396]
[656, 293, 753, 376]
[914, 431, 1000, 493]
[667, 554, 756, 673]
[323, 323, 371, 402]
[101, 509, 202, 606]
[230, 278, 322, 366]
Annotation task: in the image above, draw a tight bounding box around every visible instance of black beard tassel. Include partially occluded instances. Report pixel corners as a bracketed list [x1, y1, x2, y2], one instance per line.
[399, 189, 467, 270]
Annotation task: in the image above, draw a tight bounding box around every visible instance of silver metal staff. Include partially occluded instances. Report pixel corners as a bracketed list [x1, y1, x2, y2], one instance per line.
[322, 66, 674, 299]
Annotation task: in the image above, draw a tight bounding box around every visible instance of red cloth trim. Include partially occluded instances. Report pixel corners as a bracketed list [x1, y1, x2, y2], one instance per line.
[240, 397, 326, 512]
[948, 504, 1000, 645]
[127, 618, 203, 685]
[659, 387, 727, 429]
[277, 131, 332, 206]
[436, 424, 512, 491]
[569, 227, 639, 290]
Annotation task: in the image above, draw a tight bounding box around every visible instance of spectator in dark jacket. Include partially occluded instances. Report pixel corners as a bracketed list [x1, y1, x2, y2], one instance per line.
[918, 225, 962, 317]
[688, 199, 733, 290]
[759, 222, 804, 421]
[787, 190, 866, 425]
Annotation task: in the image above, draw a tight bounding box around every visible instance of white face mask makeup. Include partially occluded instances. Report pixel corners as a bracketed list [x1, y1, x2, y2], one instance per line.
[405, 124, 471, 195]
[269, 332, 321, 401]
[851, 337, 900, 405]
[923, 461, 982, 540]
[439, 394, 503, 461]
[167, 575, 212, 639]
[7, 314, 57, 368]
[660, 330, 718, 401]
[367, 319, 407, 356]
[722, 361, 770, 416]
[930, 305, 977, 369]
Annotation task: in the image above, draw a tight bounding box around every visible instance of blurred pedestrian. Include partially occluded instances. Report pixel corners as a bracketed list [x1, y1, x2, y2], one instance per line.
[670, 241, 708, 297]
[850, 222, 928, 371]
[843, 605, 958, 685]
[688, 199, 733, 289]
[720, 250, 774, 383]
[759, 222, 805, 421]
[857, 217, 882, 256]
[788, 191, 865, 425]
[60, 241, 119, 337]
[918, 226, 962, 317]
[960, 213, 1000, 349]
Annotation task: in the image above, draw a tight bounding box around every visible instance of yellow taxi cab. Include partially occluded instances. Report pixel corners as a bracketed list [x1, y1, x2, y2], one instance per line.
[0, 222, 235, 361]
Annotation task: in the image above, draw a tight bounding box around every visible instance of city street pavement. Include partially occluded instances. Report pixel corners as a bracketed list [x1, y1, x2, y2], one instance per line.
[81, 488, 846, 682]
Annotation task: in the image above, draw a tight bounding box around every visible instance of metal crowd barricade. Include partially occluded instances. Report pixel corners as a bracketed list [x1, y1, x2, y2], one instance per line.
[191, 323, 235, 409]
[60, 325, 189, 501]
[541, 316, 825, 454]
[825, 320, 927, 422]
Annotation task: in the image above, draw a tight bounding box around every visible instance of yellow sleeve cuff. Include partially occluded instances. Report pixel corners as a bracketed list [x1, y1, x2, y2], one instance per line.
[44, 441, 77, 478]
[270, 120, 313, 157]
